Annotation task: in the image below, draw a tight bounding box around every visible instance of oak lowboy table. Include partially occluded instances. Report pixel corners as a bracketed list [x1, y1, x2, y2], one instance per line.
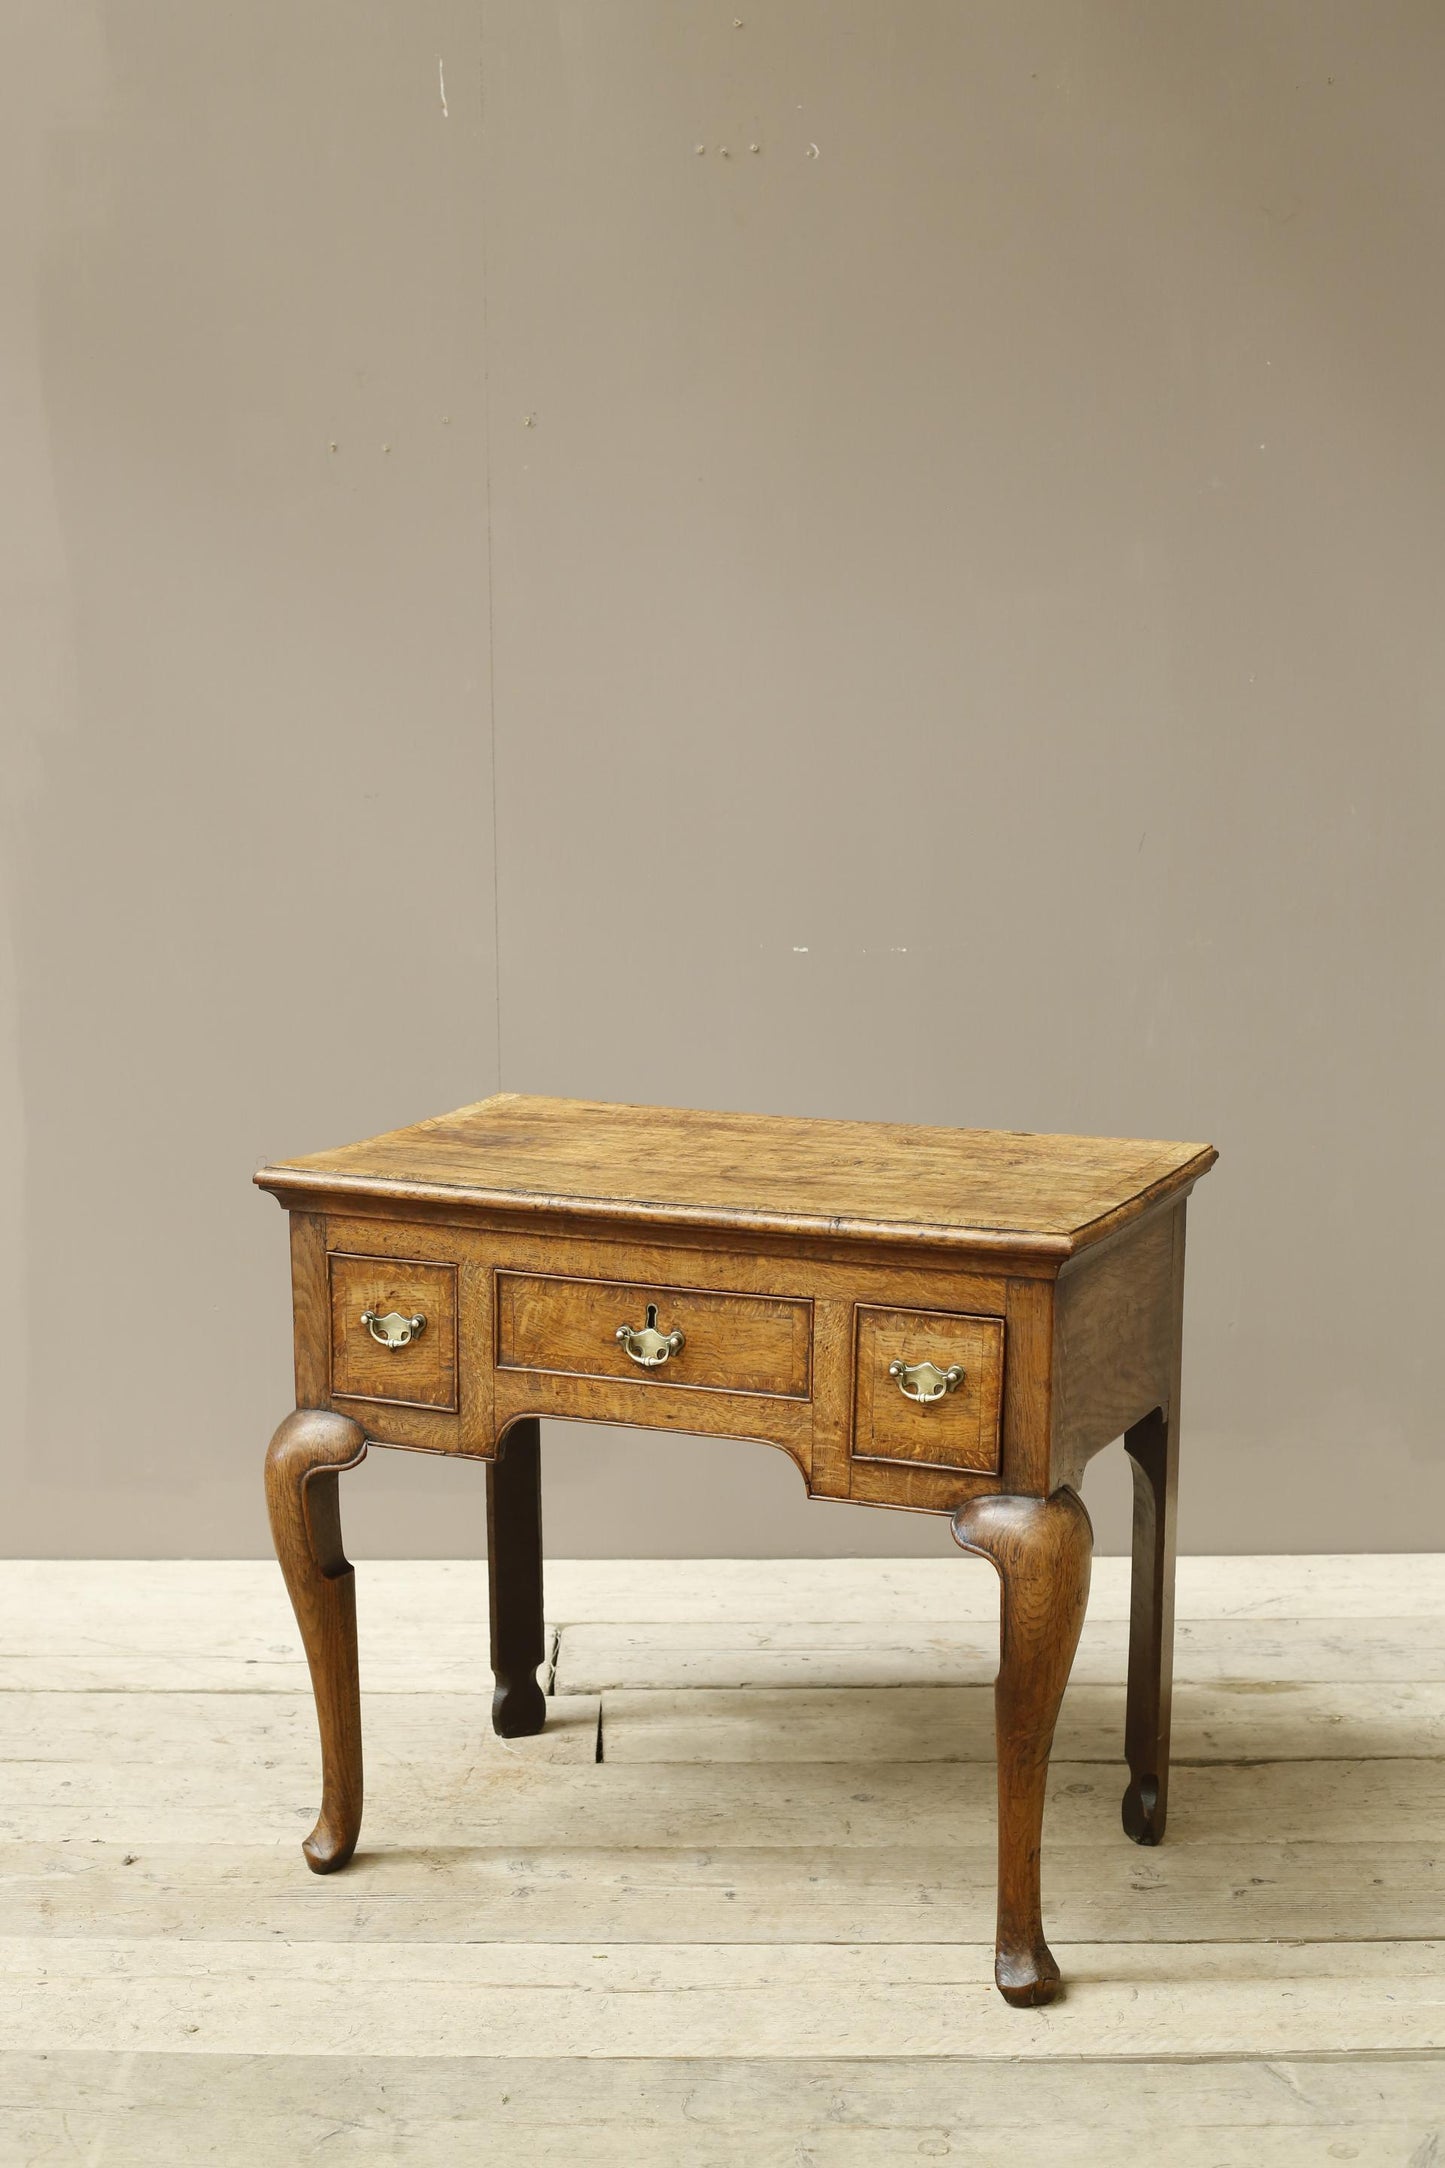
[257, 1095, 1216, 2006]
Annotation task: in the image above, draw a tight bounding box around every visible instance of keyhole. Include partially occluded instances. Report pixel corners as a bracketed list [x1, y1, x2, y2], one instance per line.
[643, 1304, 659, 1331]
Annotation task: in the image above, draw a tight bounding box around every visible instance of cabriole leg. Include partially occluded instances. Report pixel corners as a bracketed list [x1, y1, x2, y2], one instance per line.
[1122, 1406, 1178, 1844]
[487, 1416, 547, 1738]
[952, 1487, 1093, 2006]
[265, 1407, 368, 1873]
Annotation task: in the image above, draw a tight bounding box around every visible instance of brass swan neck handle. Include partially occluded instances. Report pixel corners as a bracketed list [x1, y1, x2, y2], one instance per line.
[616, 1303, 685, 1369]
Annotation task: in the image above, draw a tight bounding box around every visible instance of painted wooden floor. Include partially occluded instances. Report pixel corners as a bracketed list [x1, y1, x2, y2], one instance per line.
[1, 1554, 1443, 2163]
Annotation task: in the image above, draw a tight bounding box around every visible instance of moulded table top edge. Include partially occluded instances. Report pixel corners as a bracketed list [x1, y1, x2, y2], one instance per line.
[255, 1093, 1217, 1263]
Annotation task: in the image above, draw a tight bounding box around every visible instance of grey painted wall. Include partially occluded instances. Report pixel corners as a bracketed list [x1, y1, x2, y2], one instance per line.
[4, 2, 1442, 1558]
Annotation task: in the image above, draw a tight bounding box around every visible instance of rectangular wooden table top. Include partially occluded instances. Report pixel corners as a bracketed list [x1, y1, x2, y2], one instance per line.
[257, 1093, 1215, 1262]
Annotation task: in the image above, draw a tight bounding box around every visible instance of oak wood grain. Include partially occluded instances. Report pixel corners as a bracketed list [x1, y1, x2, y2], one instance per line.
[258, 1093, 1215, 1261]
[496, 1270, 811, 1399]
[952, 1488, 1093, 2007]
[263, 1408, 368, 1874]
[1000, 1274, 1054, 1496]
[308, 1213, 1014, 1484]
[329, 1253, 459, 1411]
[287, 1213, 329, 1408]
[259, 1096, 1215, 2008]
[1050, 1204, 1180, 1488]
[852, 1305, 1004, 1475]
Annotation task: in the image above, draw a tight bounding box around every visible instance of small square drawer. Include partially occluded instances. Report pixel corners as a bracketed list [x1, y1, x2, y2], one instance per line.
[496, 1271, 811, 1399]
[329, 1252, 458, 1410]
[853, 1304, 1004, 1474]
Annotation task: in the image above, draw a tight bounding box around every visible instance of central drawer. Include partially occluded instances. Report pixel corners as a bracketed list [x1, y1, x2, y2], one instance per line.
[495, 1270, 812, 1400]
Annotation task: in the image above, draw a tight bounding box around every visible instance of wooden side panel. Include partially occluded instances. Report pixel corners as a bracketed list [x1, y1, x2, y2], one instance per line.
[1050, 1203, 1182, 1490]
[458, 1254, 496, 1456]
[496, 1272, 812, 1400]
[288, 1212, 330, 1408]
[1001, 1277, 1054, 1496]
[806, 1297, 854, 1501]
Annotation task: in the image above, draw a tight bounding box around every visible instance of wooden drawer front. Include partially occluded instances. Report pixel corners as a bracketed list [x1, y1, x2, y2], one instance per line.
[329, 1253, 459, 1411]
[853, 1305, 1004, 1474]
[496, 1271, 811, 1400]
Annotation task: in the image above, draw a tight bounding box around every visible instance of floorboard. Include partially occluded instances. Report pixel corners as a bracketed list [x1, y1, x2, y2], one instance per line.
[0, 1557, 1441, 2161]
[553, 1614, 1445, 1689]
[6, 1834, 1445, 1945]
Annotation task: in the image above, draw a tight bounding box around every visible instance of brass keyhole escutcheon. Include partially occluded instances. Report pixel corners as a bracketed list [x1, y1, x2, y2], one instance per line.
[616, 1302, 686, 1369]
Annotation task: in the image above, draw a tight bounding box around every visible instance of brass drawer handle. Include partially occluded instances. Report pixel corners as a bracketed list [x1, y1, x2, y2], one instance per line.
[361, 1308, 427, 1350]
[888, 1357, 964, 1405]
[616, 1303, 685, 1369]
